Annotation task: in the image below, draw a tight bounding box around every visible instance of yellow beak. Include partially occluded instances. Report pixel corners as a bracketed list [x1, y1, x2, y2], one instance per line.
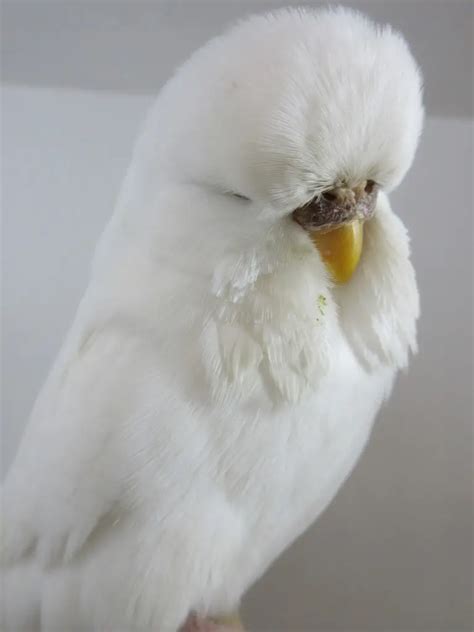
[309, 219, 364, 284]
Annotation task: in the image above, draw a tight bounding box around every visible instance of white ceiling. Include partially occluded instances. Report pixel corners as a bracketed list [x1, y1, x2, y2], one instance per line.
[2, 0, 473, 119]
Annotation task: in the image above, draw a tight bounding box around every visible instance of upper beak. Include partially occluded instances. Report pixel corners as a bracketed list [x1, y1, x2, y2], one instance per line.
[292, 181, 378, 284]
[292, 181, 378, 231]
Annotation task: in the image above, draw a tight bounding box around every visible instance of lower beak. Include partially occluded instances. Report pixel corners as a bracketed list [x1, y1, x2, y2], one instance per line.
[309, 220, 363, 284]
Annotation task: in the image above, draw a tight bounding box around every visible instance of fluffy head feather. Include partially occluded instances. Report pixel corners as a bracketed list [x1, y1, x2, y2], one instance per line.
[94, 6, 423, 403]
[121, 6, 423, 213]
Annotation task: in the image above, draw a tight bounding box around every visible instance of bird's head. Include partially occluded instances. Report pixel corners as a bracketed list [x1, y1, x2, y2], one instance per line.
[100, 7, 424, 398]
[120, 6, 423, 286]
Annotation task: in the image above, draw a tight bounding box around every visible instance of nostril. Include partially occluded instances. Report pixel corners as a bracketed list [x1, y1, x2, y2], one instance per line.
[322, 190, 338, 201]
[365, 180, 376, 194]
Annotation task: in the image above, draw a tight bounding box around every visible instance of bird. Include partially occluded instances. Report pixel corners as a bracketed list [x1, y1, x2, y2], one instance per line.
[1, 6, 423, 631]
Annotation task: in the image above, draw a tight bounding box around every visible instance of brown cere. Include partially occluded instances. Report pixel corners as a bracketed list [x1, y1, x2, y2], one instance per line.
[292, 181, 378, 231]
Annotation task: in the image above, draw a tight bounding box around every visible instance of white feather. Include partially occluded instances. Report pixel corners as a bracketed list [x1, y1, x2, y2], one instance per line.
[1, 6, 423, 630]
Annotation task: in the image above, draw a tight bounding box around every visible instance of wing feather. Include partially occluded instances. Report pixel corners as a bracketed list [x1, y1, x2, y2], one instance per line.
[2, 324, 151, 567]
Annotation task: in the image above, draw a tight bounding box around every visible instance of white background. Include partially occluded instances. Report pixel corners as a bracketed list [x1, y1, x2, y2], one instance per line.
[2, 2, 473, 630]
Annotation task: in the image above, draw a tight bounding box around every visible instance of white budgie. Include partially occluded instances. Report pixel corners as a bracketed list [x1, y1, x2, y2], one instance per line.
[1, 7, 423, 631]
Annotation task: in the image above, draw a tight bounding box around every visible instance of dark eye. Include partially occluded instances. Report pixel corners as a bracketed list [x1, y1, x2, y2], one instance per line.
[230, 191, 251, 202]
[365, 180, 376, 194]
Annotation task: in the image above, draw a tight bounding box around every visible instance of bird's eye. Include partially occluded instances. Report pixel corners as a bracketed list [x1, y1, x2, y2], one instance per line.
[229, 191, 251, 202]
[365, 180, 376, 194]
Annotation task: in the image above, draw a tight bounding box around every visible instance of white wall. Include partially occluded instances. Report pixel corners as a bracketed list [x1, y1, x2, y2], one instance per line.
[2, 85, 472, 630]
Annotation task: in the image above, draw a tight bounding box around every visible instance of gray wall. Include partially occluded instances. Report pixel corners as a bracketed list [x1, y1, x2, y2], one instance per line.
[2, 2, 473, 631]
[2, 0, 473, 119]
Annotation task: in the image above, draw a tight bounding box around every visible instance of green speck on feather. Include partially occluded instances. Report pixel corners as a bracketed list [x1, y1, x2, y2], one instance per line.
[317, 294, 327, 316]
